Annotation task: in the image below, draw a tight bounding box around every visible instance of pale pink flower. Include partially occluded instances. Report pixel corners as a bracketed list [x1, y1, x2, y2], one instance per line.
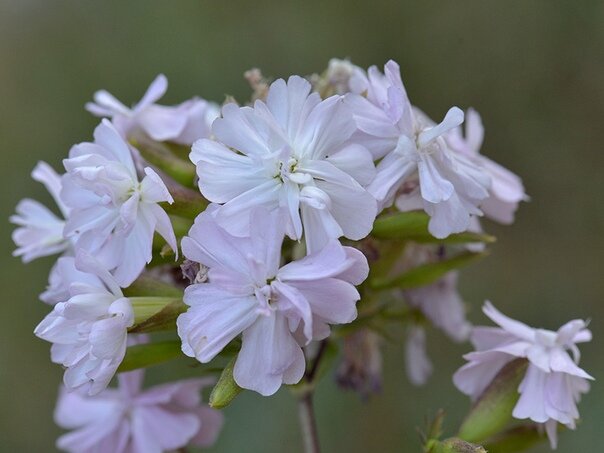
[61, 120, 176, 286]
[11, 161, 71, 263]
[86, 74, 219, 145]
[347, 60, 490, 238]
[405, 326, 433, 386]
[453, 302, 593, 448]
[41, 256, 105, 305]
[190, 75, 377, 254]
[447, 108, 528, 224]
[54, 370, 223, 453]
[35, 252, 134, 395]
[177, 206, 368, 395]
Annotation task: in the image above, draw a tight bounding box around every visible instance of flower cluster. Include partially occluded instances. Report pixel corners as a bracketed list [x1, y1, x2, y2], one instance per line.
[11, 59, 591, 452]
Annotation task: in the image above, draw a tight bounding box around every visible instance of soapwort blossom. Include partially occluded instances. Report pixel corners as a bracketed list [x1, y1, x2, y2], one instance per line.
[86, 74, 219, 145]
[61, 119, 176, 286]
[446, 108, 528, 224]
[177, 206, 369, 395]
[453, 302, 593, 448]
[191, 75, 377, 253]
[11, 161, 71, 262]
[54, 370, 223, 453]
[35, 252, 134, 395]
[347, 60, 490, 238]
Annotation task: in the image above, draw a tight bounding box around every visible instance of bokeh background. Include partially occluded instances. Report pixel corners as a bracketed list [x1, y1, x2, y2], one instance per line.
[1, 1, 602, 452]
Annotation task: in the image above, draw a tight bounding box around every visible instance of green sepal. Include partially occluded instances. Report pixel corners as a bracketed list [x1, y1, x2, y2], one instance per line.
[458, 359, 528, 444]
[371, 212, 495, 244]
[483, 424, 551, 453]
[123, 276, 183, 298]
[209, 357, 243, 409]
[129, 297, 187, 333]
[118, 340, 183, 372]
[426, 438, 487, 453]
[371, 251, 488, 290]
[133, 138, 197, 188]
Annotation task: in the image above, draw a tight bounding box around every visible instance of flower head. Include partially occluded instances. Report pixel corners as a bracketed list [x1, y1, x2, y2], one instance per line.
[54, 369, 223, 453]
[447, 108, 528, 224]
[347, 60, 491, 238]
[177, 205, 369, 395]
[190, 75, 377, 254]
[11, 161, 71, 263]
[453, 302, 593, 448]
[61, 119, 176, 286]
[35, 252, 134, 395]
[86, 74, 219, 144]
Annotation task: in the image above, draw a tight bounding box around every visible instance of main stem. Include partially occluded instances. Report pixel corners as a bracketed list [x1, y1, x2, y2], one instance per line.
[298, 392, 321, 453]
[297, 340, 327, 453]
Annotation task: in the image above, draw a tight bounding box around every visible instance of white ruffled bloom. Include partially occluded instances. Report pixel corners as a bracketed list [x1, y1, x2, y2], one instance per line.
[86, 74, 219, 145]
[347, 60, 491, 238]
[54, 370, 223, 453]
[453, 302, 593, 448]
[41, 256, 105, 306]
[35, 252, 134, 395]
[11, 161, 71, 263]
[191, 75, 377, 254]
[61, 119, 177, 286]
[177, 206, 369, 396]
[447, 108, 528, 224]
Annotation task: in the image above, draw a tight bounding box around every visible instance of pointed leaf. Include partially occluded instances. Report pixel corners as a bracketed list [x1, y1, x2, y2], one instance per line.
[371, 251, 488, 290]
[118, 340, 183, 372]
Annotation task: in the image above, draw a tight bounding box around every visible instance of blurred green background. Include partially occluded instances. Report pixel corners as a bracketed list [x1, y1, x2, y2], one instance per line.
[1, 1, 602, 452]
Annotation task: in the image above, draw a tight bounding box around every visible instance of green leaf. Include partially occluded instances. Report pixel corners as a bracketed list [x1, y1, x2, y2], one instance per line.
[371, 212, 495, 244]
[458, 359, 528, 444]
[123, 276, 183, 298]
[209, 357, 243, 409]
[118, 340, 183, 372]
[483, 424, 550, 453]
[129, 297, 187, 333]
[371, 251, 488, 290]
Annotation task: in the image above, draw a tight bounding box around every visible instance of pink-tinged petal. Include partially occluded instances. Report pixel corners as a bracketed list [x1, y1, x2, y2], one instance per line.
[470, 327, 517, 351]
[417, 107, 464, 147]
[278, 239, 348, 281]
[89, 316, 129, 360]
[548, 348, 594, 380]
[326, 143, 376, 187]
[369, 149, 417, 205]
[281, 180, 303, 240]
[192, 139, 269, 203]
[299, 199, 343, 254]
[212, 103, 276, 157]
[336, 246, 369, 286]
[189, 406, 224, 448]
[482, 301, 535, 342]
[214, 180, 282, 237]
[32, 161, 69, 215]
[417, 156, 454, 204]
[181, 207, 253, 274]
[249, 207, 286, 278]
[555, 319, 589, 345]
[135, 74, 168, 111]
[136, 104, 188, 141]
[423, 193, 472, 238]
[117, 370, 145, 398]
[74, 250, 123, 297]
[234, 313, 305, 395]
[544, 419, 559, 450]
[131, 406, 199, 453]
[405, 326, 432, 386]
[272, 281, 313, 343]
[110, 212, 155, 286]
[453, 350, 514, 400]
[513, 364, 549, 423]
[178, 285, 258, 362]
[90, 89, 130, 116]
[287, 278, 358, 325]
[140, 167, 173, 204]
[93, 119, 137, 178]
[54, 385, 122, 429]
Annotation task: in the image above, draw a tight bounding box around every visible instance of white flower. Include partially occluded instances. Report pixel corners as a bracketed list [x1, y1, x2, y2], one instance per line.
[447, 108, 528, 224]
[61, 119, 177, 286]
[11, 161, 71, 263]
[54, 370, 223, 453]
[453, 302, 593, 449]
[405, 326, 433, 386]
[177, 206, 369, 396]
[86, 74, 219, 145]
[347, 60, 491, 238]
[41, 256, 105, 305]
[35, 252, 134, 395]
[190, 75, 377, 254]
